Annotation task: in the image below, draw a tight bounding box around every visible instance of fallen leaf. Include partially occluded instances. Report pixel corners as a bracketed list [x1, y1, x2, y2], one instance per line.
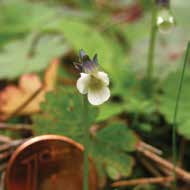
[0, 59, 59, 120]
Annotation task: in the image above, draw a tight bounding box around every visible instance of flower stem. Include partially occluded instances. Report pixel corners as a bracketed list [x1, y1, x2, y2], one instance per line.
[81, 0, 92, 8]
[146, 0, 158, 86]
[172, 42, 190, 190]
[83, 95, 89, 190]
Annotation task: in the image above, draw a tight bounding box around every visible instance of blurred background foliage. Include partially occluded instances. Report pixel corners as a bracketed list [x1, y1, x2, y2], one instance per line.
[0, 0, 190, 189]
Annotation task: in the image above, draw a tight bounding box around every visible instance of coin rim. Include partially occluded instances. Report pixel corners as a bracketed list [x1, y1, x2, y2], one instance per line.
[5, 135, 85, 190]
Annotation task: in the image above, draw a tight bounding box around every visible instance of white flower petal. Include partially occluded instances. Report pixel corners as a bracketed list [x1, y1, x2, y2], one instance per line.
[76, 73, 90, 94]
[88, 86, 110, 105]
[96, 71, 109, 86]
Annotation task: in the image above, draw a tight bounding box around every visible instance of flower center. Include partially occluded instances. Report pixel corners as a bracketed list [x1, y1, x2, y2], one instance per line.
[88, 75, 104, 91]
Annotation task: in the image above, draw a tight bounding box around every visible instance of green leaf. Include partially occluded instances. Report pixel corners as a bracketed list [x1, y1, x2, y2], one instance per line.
[159, 71, 190, 139]
[91, 122, 137, 179]
[45, 18, 113, 72]
[106, 166, 120, 180]
[33, 87, 98, 140]
[91, 139, 134, 180]
[0, 0, 56, 34]
[96, 103, 125, 122]
[33, 89, 136, 179]
[96, 123, 137, 152]
[104, 153, 134, 180]
[0, 34, 68, 79]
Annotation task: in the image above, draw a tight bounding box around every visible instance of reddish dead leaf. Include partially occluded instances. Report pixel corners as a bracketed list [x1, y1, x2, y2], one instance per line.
[0, 59, 59, 120]
[113, 3, 143, 23]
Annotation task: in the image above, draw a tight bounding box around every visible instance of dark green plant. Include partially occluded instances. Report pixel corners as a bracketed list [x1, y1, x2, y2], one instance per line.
[33, 88, 137, 180]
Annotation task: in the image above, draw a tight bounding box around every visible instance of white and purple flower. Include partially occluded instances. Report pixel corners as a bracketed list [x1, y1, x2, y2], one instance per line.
[75, 50, 110, 106]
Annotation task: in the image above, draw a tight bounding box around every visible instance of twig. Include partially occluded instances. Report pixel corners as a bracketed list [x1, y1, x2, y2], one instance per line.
[0, 144, 11, 153]
[0, 123, 32, 131]
[0, 150, 12, 161]
[111, 176, 173, 187]
[0, 138, 28, 175]
[139, 141, 162, 155]
[0, 138, 28, 153]
[138, 155, 162, 177]
[137, 145, 190, 182]
[0, 164, 7, 173]
[138, 155, 172, 188]
[0, 135, 11, 143]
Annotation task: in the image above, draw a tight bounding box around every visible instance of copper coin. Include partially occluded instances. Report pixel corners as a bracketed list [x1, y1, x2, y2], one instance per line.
[5, 135, 98, 190]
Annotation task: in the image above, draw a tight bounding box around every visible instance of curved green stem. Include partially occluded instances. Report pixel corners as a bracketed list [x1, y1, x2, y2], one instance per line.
[83, 95, 89, 190]
[147, 1, 158, 83]
[172, 42, 190, 190]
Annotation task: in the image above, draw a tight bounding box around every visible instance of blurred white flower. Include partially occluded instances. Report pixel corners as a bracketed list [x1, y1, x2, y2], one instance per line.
[156, 8, 175, 34]
[75, 50, 110, 106]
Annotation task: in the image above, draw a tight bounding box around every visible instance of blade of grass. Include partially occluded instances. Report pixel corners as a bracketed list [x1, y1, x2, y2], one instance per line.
[172, 41, 190, 189]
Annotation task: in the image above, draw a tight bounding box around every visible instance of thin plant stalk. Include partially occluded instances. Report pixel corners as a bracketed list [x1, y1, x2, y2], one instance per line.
[172, 42, 190, 189]
[83, 95, 90, 190]
[147, 1, 158, 82]
[81, 0, 92, 8]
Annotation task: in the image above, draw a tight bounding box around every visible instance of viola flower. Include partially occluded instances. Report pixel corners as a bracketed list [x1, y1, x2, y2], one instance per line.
[156, 8, 175, 33]
[75, 49, 110, 106]
[156, 0, 175, 34]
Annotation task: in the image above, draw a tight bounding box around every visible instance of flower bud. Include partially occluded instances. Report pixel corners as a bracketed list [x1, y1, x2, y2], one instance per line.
[156, 0, 170, 8]
[156, 8, 175, 34]
[74, 49, 99, 74]
[75, 50, 110, 105]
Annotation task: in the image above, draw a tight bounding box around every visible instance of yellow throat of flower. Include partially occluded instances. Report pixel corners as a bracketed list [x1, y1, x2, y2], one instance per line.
[88, 75, 104, 91]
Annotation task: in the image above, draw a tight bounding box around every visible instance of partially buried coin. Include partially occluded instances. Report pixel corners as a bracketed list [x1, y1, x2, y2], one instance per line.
[5, 135, 98, 190]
